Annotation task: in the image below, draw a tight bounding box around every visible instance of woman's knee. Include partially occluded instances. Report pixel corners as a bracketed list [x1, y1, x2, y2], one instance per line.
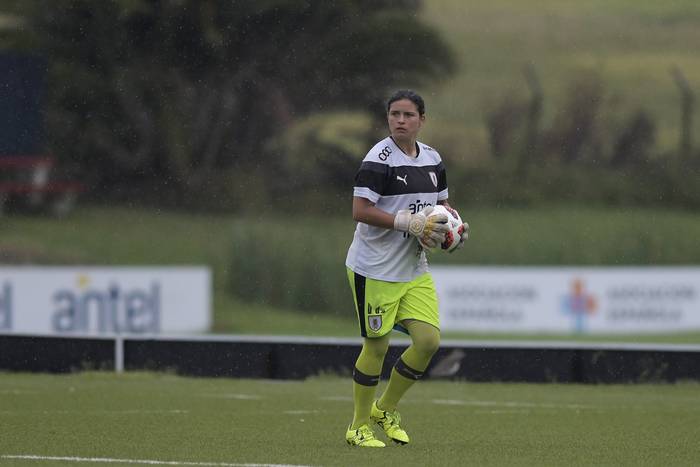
[415, 334, 440, 357]
[409, 324, 440, 357]
[362, 336, 390, 360]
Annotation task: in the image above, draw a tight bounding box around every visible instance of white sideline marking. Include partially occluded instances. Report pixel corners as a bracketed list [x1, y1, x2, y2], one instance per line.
[1, 454, 312, 467]
[319, 396, 351, 402]
[431, 399, 595, 410]
[198, 393, 262, 400]
[0, 409, 189, 415]
[0, 389, 39, 395]
[474, 410, 532, 415]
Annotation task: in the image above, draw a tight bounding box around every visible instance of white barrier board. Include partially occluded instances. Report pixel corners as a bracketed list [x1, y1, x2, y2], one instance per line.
[0, 267, 211, 335]
[431, 266, 700, 334]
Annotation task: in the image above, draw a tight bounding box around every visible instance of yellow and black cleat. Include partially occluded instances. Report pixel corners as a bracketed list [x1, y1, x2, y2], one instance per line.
[345, 424, 386, 448]
[371, 400, 410, 445]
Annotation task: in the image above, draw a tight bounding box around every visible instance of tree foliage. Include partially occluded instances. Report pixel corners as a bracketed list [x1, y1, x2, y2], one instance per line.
[10, 0, 455, 205]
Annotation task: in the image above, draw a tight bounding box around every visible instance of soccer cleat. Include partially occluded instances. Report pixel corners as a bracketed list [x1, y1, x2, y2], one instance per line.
[371, 400, 410, 445]
[346, 424, 386, 447]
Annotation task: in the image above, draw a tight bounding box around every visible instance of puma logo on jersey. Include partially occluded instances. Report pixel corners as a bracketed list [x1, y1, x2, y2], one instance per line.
[396, 175, 408, 186]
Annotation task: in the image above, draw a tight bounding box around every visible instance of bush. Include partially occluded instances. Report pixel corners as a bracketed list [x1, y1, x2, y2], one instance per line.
[447, 160, 700, 210]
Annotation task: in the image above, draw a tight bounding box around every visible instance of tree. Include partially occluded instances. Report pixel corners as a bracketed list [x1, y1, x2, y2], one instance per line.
[9, 0, 455, 207]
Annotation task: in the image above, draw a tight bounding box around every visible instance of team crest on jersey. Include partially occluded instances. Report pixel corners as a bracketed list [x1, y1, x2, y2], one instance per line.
[368, 315, 383, 332]
[429, 171, 438, 187]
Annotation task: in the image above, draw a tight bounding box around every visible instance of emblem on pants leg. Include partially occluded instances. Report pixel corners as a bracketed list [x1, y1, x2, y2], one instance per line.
[368, 315, 383, 332]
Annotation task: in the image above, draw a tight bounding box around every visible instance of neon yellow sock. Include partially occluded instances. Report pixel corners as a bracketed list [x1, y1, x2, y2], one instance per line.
[377, 347, 429, 412]
[378, 321, 439, 412]
[351, 380, 377, 430]
[350, 336, 389, 429]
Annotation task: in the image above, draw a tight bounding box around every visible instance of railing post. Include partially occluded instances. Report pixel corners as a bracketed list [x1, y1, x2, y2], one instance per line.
[114, 336, 124, 373]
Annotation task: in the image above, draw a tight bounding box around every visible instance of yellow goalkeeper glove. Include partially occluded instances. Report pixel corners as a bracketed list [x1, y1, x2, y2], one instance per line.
[394, 205, 449, 249]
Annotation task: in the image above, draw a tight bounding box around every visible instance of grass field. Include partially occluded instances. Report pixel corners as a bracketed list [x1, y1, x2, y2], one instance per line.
[1, 372, 698, 466]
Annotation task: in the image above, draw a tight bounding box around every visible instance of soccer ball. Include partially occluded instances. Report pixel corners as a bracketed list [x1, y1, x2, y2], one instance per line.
[423, 204, 465, 253]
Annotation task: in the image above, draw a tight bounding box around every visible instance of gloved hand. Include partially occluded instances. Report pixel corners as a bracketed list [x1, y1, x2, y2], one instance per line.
[454, 221, 470, 251]
[443, 205, 469, 251]
[394, 205, 449, 249]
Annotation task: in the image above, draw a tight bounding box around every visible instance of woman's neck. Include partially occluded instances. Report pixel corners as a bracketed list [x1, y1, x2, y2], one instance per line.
[391, 136, 418, 157]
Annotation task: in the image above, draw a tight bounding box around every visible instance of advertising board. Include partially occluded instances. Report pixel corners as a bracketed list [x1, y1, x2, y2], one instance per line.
[432, 266, 700, 333]
[0, 267, 210, 335]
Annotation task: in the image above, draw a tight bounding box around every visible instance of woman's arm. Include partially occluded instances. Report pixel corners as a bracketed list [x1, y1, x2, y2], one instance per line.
[353, 197, 450, 249]
[352, 197, 395, 230]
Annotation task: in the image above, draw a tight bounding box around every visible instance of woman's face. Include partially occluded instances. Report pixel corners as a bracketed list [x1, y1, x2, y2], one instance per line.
[387, 98, 424, 141]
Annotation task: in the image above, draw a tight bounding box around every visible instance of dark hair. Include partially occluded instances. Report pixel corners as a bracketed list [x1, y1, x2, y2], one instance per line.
[386, 89, 425, 116]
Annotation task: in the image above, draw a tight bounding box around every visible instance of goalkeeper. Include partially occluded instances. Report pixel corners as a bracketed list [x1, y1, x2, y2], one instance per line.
[344, 90, 469, 447]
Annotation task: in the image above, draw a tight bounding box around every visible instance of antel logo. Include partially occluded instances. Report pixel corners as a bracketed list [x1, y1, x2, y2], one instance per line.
[51, 276, 161, 334]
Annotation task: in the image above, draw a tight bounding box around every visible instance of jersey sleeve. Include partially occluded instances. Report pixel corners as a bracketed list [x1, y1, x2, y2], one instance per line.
[436, 161, 449, 201]
[353, 160, 389, 203]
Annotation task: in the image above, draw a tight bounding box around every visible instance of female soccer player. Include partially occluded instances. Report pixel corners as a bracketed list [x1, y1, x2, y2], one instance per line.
[344, 90, 469, 447]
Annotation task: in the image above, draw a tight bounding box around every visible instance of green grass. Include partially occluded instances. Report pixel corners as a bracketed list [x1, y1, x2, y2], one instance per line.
[431, 204, 700, 265]
[213, 295, 356, 336]
[419, 0, 700, 157]
[0, 372, 698, 466]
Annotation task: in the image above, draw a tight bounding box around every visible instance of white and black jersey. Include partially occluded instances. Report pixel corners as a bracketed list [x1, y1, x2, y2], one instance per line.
[346, 136, 449, 282]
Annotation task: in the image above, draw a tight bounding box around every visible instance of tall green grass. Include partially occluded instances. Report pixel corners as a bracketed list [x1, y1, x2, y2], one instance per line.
[418, 0, 700, 156]
[228, 217, 355, 316]
[229, 205, 700, 316]
[3, 205, 700, 336]
[436, 205, 700, 265]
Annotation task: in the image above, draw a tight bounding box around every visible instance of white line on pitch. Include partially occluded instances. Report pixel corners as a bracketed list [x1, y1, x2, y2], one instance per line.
[431, 399, 595, 409]
[0, 389, 39, 395]
[198, 393, 262, 400]
[0, 409, 189, 415]
[0, 454, 313, 467]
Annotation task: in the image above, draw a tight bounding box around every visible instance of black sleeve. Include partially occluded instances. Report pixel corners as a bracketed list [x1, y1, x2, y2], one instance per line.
[354, 161, 389, 196]
[436, 161, 448, 192]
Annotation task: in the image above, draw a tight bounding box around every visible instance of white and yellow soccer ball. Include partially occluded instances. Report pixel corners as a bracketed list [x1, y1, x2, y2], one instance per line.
[421, 204, 466, 253]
